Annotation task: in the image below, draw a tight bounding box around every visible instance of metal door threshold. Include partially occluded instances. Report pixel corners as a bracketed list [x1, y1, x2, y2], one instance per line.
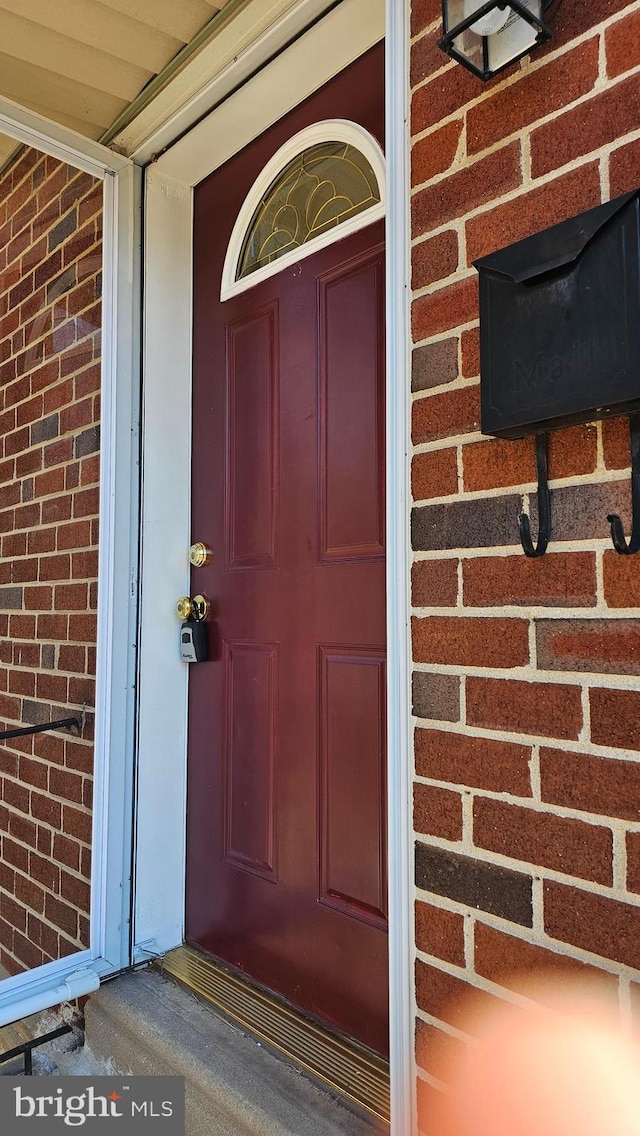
[160, 945, 390, 1125]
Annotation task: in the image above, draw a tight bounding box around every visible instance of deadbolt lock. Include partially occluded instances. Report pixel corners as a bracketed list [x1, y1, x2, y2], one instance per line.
[176, 594, 210, 622]
[189, 542, 212, 567]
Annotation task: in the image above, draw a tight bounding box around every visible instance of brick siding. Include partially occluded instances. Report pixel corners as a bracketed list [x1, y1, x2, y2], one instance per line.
[0, 147, 101, 972]
[410, 1, 640, 1127]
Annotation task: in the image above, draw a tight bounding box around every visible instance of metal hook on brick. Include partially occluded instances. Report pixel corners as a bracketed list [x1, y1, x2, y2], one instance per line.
[518, 432, 550, 558]
[607, 412, 640, 555]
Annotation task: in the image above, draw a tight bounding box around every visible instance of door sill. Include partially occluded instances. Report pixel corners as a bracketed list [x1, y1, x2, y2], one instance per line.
[160, 945, 390, 1124]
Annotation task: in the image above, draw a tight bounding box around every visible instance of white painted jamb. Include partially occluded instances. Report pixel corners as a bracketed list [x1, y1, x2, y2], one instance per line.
[134, 170, 193, 954]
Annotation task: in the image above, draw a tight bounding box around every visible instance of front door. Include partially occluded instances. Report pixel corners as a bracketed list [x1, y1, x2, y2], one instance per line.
[185, 45, 387, 1057]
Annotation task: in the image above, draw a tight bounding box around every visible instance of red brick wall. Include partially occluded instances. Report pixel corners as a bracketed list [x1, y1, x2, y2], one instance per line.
[410, 0, 640, 1126]
[0, 147, 101, 972]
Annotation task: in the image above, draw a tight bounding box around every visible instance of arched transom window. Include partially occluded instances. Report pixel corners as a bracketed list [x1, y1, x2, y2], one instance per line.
[221, 120, 385, 300]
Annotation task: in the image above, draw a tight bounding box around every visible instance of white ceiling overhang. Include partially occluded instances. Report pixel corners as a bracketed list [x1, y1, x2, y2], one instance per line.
[0, 0, 341, 170]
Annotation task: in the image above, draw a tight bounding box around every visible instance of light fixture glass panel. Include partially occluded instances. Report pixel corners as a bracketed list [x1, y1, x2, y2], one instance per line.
[450, 25, 486, 72]
[486, 1, 541, 73]
[237, 141, 381, 280]
[445, 0, 509, 33]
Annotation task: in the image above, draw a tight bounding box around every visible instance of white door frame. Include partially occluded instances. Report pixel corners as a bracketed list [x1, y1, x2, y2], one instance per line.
[136, 0, 413, 1130]
[0, 97, 140, 1022]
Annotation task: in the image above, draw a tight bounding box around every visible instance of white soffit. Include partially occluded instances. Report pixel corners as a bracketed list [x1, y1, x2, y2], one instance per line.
[0, 0, 235, 143]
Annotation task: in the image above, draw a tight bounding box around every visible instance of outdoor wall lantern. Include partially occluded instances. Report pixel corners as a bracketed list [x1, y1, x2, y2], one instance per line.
[439, 1, 553, 80]
[474, 190, 640, 558]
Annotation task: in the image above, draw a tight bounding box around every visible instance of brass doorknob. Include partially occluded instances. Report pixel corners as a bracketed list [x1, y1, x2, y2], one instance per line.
[176, 596, 194, 620]
[189, 542, 212, 567]
[176, 595, 210, 621]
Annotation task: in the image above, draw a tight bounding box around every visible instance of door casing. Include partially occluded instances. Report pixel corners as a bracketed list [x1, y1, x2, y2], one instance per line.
[136, 0, 413, 1130]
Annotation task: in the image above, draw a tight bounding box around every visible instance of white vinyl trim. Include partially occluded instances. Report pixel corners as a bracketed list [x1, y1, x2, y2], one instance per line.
[138, 0, 413, 1129]
[221, 119, 386, 300]
[0, 97, 140, 1024]
[91, 161, 141, 974]
[0, 94, 130, 177]
[0, 966, 99, 1029]
[385, 1, 415, 1132]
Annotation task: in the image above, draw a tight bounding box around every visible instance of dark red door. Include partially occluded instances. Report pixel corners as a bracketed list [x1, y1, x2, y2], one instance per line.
[186, 46, 387, 1056]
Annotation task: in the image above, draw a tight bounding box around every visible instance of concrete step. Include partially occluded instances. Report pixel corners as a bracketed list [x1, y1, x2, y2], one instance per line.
[82, 968, 378, 1136]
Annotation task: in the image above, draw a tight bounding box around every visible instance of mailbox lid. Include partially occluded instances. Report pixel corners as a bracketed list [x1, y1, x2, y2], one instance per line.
[475, 191, 640, 438]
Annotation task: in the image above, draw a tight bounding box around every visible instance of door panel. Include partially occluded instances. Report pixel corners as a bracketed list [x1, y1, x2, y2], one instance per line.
[318, 253, 385, 562]
[223, 639, 277, 880]
[318, 645, 387, 925]
[226, 305, 279, 569]
[186, 44, 387, 1056]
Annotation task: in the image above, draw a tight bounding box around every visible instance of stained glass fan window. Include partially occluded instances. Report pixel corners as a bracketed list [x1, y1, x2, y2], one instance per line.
[237, 140, 381, 280]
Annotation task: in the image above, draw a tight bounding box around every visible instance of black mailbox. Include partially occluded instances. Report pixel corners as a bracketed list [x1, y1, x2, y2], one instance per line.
[473, 191, 640, 557]
[474, 190, 640, 439]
